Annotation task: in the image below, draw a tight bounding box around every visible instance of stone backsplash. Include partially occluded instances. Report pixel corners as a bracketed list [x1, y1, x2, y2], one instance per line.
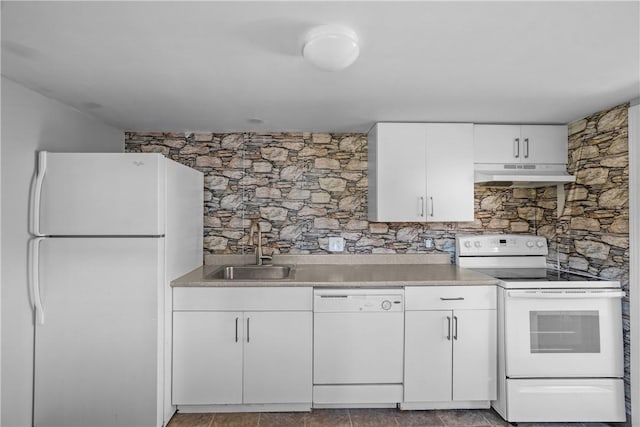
[124, 105, 628, 277]
[125, 132, 549, 262]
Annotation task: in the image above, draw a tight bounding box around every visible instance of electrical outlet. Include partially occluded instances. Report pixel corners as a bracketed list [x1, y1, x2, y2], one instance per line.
[424, 238, 434, 249]
[328, 237, 345, 252]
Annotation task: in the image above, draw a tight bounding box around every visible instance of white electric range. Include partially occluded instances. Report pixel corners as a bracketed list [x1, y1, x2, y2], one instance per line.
[456, 234, 626, 423]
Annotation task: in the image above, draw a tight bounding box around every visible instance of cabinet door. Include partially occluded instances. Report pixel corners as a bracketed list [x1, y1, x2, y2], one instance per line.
[172, 311, 243, 404]
[404, 311, 452, 402]
[243, 311, 312, 404]
[368, 123, 427, 222]
[425, 123, 474, 222]
[473, 125, 521, 164]
[452, 309, 497, 401]
[520, 125, 568, 164]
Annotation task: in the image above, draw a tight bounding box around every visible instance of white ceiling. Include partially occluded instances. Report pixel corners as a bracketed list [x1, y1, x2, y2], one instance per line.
[2, 1, 639, 133]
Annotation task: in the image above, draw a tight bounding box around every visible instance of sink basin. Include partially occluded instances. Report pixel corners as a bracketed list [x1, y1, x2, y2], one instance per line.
[206, 265, 295, 281]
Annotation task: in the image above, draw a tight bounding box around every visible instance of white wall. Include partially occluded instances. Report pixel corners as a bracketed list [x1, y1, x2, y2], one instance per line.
[630, 99, 640, 427]
[0, 77, 123, 427]
[1, 76, 3, 426]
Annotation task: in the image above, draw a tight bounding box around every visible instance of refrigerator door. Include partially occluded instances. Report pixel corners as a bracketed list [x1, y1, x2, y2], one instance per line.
[33, 237, 164, 427]
[34, 152, 165, 236]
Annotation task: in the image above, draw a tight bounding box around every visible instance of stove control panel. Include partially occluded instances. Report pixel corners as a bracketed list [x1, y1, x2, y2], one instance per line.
[456, 234, 548, 257]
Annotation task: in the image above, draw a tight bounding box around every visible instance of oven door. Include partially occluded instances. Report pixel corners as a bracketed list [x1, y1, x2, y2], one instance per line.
[504, 289, 624, 378]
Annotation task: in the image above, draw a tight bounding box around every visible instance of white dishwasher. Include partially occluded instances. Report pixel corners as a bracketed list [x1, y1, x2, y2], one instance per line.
[313, 288, 405, 408]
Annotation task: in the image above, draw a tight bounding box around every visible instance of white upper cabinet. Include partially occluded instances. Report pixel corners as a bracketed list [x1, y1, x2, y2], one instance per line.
[425, 124, 475, 222]
[474, 124, 568, 164]
[368, 123, 474, 223]
[368, 123, 427, 223]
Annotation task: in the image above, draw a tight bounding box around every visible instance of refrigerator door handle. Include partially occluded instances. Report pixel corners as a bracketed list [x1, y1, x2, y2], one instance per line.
[29, 237, 46, 324]
[30, 151, 47, 237]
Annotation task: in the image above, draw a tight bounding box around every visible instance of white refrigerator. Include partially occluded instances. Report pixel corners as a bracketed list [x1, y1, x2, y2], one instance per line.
[28, 151, 203, 427]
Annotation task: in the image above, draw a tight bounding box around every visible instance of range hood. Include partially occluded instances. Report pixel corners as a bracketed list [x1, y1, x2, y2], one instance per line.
[474, 163, 576, 188]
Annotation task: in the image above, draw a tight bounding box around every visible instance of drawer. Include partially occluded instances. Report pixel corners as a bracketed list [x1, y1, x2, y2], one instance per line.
[405, 286, 496, 310]
[173, 287, 313, 311]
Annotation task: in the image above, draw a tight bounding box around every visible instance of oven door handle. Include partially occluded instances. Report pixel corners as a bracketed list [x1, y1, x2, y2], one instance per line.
[507, 290, 625, 299]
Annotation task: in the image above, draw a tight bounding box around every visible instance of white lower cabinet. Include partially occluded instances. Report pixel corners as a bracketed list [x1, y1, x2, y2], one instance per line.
[172, 285, 496, 411]
[403, 286, 497, 409]
[172, 287, 312, 409]
[173, 311, 243, 404]
[242, 311, 312, 404]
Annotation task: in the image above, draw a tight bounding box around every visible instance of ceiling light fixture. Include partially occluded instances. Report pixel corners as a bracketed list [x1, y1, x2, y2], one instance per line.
[302, 24, 360, 71]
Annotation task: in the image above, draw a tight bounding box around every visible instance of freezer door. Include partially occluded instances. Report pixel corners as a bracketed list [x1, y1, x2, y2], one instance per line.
[35, 152, 165, 236]
[33, 237, 164, 427]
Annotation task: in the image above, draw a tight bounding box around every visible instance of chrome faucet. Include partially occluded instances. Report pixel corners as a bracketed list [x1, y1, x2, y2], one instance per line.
[249, 221, 272, 266]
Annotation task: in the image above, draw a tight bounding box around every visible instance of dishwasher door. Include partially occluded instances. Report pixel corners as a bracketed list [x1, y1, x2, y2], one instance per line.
[313, 289, 404, 385]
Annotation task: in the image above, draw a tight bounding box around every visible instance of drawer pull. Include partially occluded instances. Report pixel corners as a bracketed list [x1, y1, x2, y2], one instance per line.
[440, 297, 465, 301]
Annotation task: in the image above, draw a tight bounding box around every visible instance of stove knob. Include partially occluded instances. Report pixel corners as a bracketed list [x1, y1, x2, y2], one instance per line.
[536, 241, 545, 248]
[526, 241, 534, 248]
[381, 300, 392, 311]
[464, 241, 472, 248]
[474, 241, 482, 248]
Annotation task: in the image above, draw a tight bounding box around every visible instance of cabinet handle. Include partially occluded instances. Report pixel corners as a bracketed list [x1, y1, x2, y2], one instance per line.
[235, 317, 239, 342]
[514, 138, 520, 158]
[446, 316, 451, 341]
[246, 317, 250, 343]
[453, 316, 458, 340]
[524, 138, 529, 158]
[429, 197, 434, 217]
[418, 197, 425, 217]
[440, 297, 464, 301]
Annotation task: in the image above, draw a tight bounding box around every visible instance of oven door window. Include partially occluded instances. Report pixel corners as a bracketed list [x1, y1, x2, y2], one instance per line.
[529, 310, 600, 353]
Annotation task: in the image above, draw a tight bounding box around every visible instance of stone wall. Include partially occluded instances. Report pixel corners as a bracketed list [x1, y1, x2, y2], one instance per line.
[553, 104, 629, 276]
[552, 103, 631, 416]
[125, 132, 544, 263]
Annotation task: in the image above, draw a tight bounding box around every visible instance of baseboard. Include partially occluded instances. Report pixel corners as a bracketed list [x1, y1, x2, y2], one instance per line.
[176, 403, 311, 413]
[400, 401, 490, 410]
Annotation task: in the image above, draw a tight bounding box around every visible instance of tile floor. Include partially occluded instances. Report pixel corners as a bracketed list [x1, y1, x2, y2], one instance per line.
[167, 408, 614, 427]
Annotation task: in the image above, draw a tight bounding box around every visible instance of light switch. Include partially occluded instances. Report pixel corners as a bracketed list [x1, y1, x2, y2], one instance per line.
[328, 237, 345, 252]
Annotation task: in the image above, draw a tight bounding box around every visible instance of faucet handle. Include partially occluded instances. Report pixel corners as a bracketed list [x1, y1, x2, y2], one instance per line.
[260, 255, 273, 266]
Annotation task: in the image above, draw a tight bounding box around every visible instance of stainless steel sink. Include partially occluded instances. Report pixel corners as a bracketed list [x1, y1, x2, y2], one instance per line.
[206, 265, 295, 281]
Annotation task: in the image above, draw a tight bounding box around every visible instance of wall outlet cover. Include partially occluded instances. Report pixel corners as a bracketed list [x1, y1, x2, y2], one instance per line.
[328, 237, 345, 252]
[424, 238, 434, 249]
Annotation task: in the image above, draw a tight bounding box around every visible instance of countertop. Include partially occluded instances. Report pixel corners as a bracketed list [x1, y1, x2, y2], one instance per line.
[172, 256, 499, 288]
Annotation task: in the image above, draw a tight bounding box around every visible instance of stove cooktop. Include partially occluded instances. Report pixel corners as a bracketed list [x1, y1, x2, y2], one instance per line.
[468, 267, 621, 289]
[456, 235, 621, 289]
